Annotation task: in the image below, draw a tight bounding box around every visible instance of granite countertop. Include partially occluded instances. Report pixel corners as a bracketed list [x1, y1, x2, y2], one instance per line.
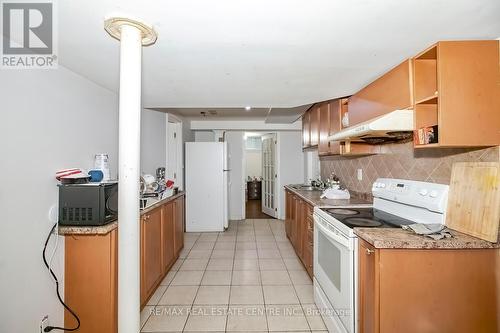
[59, 191, 185, 236]
[354, 227, 500, 249]
[285, 184, 499, 250]
[284, 185, 372, 208]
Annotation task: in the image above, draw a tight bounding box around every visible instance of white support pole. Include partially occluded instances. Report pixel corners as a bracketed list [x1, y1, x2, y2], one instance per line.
[117, 24, 142, 333]
[105, 17, 156, 333]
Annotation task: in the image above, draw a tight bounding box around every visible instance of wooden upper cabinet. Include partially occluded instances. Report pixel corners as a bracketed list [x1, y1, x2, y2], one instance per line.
[141, 206, 163, 306]
[302, 111, 311, 148]
[348, 59, 413, 126]
[413, 40, 500, 147]
[318, 102, 331, 156]
[328, 99, 343, 155]
[309, 104, 320, 146]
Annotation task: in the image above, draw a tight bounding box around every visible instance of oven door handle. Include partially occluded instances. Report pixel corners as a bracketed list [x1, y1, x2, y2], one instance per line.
[314, 216, 351, 250]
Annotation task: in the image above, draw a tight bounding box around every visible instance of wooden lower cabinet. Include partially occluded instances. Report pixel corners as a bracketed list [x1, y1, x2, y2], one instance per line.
[294, 197, 304, 258]
[141, 206, 163, 305]
[285, 189, 314, 279]
[285, 191, 293, 238]
[174, 195, 184, 254]
[162, 202, 175, 274]
[64, 229, 117, 333]
[64, 194, 185, 333]
[302, 207, 314, 277]
[358, 239, 499, 333]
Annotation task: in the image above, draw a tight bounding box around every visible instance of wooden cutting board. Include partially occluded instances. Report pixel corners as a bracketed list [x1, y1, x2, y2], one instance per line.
[446, 162, 500, 242]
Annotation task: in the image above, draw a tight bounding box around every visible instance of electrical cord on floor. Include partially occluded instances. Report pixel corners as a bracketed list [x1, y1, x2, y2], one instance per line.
[42, 223, 81, 332]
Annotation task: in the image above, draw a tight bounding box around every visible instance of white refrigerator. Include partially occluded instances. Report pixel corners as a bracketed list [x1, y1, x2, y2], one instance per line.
[185, 142, 229, 232]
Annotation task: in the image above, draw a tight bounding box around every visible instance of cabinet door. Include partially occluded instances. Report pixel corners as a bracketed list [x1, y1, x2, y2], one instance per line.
[294, 198, 304, 259]
[290, 196, 297, 248]
[173, 196, 185, 255]
[349, 60, 413, 126]
[302, 111, 311, 148]
[141, 207, 163, 305]
[358, 240, 379, 333]
[162, 202, 175, 274]
[302, 204, 314, 277]
[318, 102, 331, 156]
[328, 99, 342, 155]
[348, 59, 413, 126]
[64, 229, 117, 333]
[309, 105, 320, 146]
[285, 191, 292, 239]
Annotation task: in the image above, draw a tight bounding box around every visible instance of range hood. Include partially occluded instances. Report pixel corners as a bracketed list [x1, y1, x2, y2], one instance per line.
[328, 109, 414, 144]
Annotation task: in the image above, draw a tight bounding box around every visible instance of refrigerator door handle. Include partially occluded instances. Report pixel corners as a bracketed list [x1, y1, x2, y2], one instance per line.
[223, 169, 231, 172]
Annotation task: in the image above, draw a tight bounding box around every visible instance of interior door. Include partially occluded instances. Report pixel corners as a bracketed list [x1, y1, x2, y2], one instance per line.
[261, 133, 277, 218]
[167, 121, 179, 186]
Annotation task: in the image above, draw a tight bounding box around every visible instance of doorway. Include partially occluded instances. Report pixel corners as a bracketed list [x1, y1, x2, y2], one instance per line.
[244, 132, 276, 219]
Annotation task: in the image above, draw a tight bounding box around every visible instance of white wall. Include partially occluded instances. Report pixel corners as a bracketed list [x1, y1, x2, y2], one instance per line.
[141, 109, 167, 175]
[194, 130, 215, 142]
[277, 132, 305, 219]
[304, 150, 320, 183]
[226, 132, 245, 220]
[0, 67, 118, 332]
[245, 150, 262, 179]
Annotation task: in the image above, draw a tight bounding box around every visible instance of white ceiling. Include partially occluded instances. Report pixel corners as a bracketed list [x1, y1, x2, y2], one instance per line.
[59, 0, 500, 115]
[152, 104, 311, 122]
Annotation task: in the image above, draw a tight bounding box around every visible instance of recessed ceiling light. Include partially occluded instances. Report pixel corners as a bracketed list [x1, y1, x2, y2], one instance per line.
[245, 106, 252, 111]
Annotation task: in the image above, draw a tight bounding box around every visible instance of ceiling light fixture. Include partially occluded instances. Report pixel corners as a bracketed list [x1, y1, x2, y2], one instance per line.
[245, 106, 252, 111]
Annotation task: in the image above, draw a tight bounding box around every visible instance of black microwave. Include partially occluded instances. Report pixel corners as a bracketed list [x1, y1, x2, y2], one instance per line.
[58, 182, 118, 226]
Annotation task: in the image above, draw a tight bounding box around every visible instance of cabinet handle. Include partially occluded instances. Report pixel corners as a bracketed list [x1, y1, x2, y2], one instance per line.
[366, 248, 374, 255]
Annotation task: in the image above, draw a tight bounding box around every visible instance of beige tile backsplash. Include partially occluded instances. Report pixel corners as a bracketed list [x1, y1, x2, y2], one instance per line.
[320, 142, 499, 199]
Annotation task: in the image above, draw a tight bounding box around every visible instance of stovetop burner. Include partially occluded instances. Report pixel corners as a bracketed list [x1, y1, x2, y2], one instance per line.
[322, 207, 414, 229]
[343, 217, 382, 227]
[326, 208, 359, 215]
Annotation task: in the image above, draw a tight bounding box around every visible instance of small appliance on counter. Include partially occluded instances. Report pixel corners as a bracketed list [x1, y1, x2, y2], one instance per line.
[58, 182, 118, 226]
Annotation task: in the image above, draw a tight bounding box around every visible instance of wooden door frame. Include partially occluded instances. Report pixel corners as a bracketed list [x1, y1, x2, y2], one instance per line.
[166, 114, 184, 191]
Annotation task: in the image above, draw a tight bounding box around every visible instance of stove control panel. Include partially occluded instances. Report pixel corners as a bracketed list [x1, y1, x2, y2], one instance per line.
[372, 178, 449, 213]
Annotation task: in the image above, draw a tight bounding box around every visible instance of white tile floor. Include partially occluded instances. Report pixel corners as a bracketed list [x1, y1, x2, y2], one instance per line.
[141, 219, 327, 333]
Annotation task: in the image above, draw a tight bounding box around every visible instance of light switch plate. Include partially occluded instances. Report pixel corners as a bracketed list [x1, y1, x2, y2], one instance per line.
[357, 169, 363, 181]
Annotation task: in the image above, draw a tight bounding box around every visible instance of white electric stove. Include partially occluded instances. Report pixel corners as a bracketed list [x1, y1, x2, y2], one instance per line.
[313, 178, 449, 333]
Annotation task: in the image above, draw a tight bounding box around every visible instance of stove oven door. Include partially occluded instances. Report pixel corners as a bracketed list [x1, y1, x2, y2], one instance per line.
[314, 213, 356, 333]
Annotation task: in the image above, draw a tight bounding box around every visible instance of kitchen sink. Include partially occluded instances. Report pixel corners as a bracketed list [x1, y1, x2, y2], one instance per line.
[291, 184, 321, 191]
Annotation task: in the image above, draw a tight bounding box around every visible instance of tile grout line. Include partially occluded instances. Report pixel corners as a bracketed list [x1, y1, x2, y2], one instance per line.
[142, 232, 200, 332]
[225, 219, 239, 332]
[274, 218, 314, 333]
[182, 232, 219, 332]
[258, 219, 270, 333]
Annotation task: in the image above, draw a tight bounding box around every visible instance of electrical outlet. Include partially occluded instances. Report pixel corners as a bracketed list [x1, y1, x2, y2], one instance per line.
[40, 315, 49, 333]
[357, 169, 363, 181]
